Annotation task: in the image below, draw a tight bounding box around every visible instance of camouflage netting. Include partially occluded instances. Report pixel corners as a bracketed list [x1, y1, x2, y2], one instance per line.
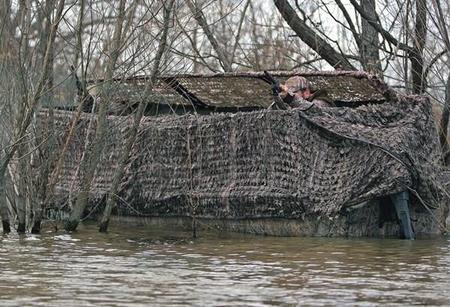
[46, 71, 444, 221]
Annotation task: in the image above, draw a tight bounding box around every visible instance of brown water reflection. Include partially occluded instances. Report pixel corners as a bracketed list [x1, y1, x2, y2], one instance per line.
[1, 223, 450, 306]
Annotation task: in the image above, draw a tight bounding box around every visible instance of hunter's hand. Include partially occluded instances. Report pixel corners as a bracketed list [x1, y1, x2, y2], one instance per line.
[278, 84, 290, 98]
[271, 82, 280, 95]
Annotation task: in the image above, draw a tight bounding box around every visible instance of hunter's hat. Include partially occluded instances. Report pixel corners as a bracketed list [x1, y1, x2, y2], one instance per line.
[285, 76, 311, 92]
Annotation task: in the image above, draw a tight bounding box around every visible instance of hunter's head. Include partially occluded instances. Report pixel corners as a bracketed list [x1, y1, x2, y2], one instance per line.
[284, 76, 311, 99]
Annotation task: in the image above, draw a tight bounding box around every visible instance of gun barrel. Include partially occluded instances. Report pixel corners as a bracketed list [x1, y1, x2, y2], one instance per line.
[264, 71, 282, 95]
[263, 70, 277, 85]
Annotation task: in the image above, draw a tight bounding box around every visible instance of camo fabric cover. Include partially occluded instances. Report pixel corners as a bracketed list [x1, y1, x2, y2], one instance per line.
[48, 92, 442, 219]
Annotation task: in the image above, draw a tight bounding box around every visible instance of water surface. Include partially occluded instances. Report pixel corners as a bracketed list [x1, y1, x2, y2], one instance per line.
[1, 223, 449, 306]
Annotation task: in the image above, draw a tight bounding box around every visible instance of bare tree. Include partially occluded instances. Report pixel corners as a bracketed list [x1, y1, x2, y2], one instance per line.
[64, 0, 128, 231]
[0, 0, 66, 233]
[99, 0, 175, 232]
[359, 0, 382, 75]
[185, 0, 233, 71]
[273, 0, 356, 70]
[430, 0, 450, 163]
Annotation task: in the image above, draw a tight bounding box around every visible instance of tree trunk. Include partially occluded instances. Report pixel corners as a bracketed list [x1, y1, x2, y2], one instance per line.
[249, 2, 261, 71]
[73, 0, 85, 70]
[359, 0, 382, 75]
[16, 144, 27, 233]
[99, 0, 174, 232]
[31, 107, 55, 233]
[98, 104, 143, 233]
[0, 169, 11, 233]
[186, 0, 233, 71]
[430, 0, 450, 162]
[65, 0, 127, 231]
[411, 0, 427, 94]
[439, 75, 450, 164]
[0, 0, 64, 234]
[274, 0, 355, 70]
[31, 200, 43, 233]
[0, 0, 13, 60]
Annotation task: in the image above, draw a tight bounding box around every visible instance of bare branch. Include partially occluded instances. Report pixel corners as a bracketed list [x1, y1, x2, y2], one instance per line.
[273, 0, 356, 70]
[185, 0, 233, 71]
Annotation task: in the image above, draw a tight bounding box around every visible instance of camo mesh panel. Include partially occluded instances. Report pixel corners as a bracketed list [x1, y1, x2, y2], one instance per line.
[46, 94, 442, 219]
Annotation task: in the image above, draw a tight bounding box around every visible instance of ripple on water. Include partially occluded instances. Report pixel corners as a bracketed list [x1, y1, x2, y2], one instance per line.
[0, 224, 450, 306]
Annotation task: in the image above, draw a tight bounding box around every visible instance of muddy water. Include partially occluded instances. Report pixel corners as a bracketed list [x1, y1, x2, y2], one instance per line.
[1, 223, 450, 306]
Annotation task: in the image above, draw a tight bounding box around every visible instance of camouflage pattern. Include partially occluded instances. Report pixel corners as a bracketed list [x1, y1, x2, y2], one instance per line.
[285, 76, 311, 92]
